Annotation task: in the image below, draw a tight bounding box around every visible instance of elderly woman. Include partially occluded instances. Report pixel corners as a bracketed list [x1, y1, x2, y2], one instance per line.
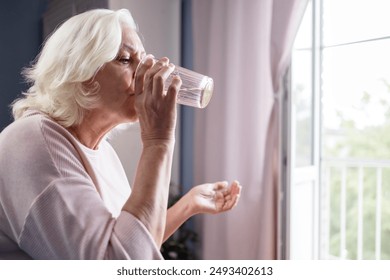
[0, 9, 241, 259]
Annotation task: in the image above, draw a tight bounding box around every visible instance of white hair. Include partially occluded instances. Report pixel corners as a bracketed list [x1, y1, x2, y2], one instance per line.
[11, 9, 137, 127]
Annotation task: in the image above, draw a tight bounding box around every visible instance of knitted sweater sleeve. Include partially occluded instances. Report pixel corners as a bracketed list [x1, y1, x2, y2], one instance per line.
[1, 115, 162, 259]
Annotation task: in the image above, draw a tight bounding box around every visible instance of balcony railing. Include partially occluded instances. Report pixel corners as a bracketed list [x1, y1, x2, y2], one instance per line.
[321, 158, 389, 260]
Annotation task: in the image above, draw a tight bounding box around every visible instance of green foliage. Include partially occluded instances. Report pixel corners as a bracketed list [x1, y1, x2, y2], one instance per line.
[324, 83, 390, 259]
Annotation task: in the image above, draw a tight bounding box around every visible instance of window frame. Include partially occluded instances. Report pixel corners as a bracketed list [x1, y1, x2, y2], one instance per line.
[280, 0, 322, 260]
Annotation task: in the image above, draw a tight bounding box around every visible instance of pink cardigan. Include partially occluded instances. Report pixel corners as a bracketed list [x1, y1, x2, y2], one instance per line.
[0, 111, 162, 259]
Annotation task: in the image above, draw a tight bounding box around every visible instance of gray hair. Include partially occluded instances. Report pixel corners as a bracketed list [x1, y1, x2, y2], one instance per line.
[11, 9, 137, 127]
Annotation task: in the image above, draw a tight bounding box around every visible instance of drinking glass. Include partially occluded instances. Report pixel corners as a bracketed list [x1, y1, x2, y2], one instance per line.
[138, 57, 214, 108]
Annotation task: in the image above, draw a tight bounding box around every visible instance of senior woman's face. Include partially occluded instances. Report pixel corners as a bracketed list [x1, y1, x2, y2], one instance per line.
[93, 25, 145, 123]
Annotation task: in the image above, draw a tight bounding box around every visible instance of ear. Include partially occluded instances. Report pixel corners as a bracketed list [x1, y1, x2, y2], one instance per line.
[81, 79, 100, 94]
[82, 65, 104, 92]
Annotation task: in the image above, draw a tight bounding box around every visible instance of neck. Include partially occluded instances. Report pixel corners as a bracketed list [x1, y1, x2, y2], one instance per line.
[69, 110, 119, 150]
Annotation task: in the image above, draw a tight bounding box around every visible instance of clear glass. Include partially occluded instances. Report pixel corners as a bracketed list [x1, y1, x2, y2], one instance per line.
[321, 11, 390, 260]
[323, 0, 390, 47]
[291, 1, 313, 167]
[292, 50, 313, 167]
[138, 57, 214, 108]
[322, 40, 390, 159]
[293, 0, 312, 50]
[165, 62, 213, 108]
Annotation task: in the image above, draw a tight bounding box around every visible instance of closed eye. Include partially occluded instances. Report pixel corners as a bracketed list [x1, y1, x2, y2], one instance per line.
[116, 56, 131, 64]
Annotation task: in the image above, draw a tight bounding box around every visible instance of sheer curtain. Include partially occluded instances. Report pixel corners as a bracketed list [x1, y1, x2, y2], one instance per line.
[192, 0, 308, 259]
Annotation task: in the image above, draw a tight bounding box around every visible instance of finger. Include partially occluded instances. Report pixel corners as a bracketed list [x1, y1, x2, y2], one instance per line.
[152, 63, 175, 97]
[214, 191, 224, 201]
[224, 194, 232, 201]
[213, 181, 228, 191]
[166, 74, 181, 107]
[144, 58, 169, 94]
[222, 182, 241, 210]
[233, 192, 241, 207]
[135, 54, 154, 96]
[221, 181, 238, 196]
[223, 192, 240, 210]
[230, 180, 242, 196]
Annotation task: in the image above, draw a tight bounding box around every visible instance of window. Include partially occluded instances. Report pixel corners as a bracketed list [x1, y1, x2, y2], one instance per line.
[287, 0, 390, 260]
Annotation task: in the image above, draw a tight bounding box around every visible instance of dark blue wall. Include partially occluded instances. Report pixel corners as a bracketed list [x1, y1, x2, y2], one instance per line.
[180, 0, 194, 194]
[0, 1, 47, 130]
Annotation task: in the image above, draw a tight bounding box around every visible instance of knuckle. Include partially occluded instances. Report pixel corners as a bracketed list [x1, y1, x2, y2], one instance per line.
[153, 74, 164, 84]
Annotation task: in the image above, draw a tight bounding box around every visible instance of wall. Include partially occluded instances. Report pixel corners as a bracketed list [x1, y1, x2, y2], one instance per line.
[0, 0, 47, 130]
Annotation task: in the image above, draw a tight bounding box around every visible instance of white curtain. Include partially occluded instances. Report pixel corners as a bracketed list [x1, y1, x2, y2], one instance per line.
[192, 0, 308, 259]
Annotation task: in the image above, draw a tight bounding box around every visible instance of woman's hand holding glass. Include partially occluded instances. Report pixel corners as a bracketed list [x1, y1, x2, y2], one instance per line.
[134, 55, 182, 146]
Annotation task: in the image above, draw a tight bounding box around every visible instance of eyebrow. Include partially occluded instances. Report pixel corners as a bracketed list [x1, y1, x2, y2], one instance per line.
[122, 44, 136, 52]
[120, 44, 146, 59]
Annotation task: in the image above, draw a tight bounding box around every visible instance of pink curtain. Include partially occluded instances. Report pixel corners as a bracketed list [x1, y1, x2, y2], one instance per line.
[192, 0, 308, 259]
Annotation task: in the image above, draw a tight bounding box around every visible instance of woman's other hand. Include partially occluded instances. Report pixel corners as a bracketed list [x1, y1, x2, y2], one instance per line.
[163, 181, 242, 242]
[188, 180, 242, 215]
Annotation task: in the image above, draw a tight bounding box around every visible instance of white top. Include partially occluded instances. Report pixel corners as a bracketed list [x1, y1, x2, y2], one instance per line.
[0, 111, 162, 259]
